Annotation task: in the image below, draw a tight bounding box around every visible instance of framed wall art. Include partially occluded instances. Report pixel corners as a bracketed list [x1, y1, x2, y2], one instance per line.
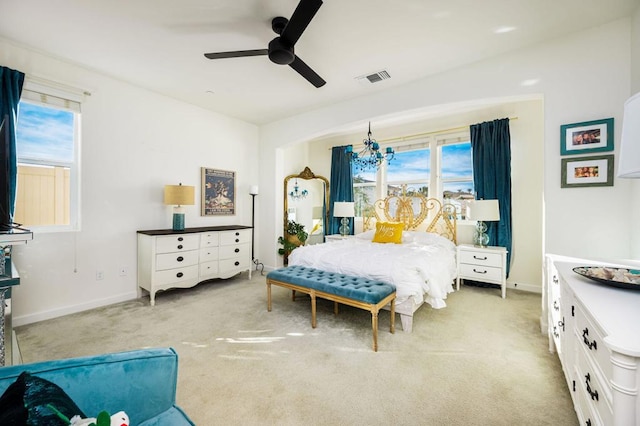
[201, 168, 236, 215]
[560, 117, 613, 155]
[561, 154, 614, 188]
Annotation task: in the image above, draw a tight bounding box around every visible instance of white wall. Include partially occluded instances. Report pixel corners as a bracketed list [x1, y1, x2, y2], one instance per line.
[630, 7, 640, 259]
[1, 39, 259, 326]
[259, 18, 636, 293]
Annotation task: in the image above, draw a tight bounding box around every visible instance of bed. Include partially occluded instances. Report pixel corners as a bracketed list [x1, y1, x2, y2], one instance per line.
[288, 186, 458, 332]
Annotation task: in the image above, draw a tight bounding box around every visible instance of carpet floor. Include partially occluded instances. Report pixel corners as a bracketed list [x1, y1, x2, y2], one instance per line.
[15, 273, 577, 425]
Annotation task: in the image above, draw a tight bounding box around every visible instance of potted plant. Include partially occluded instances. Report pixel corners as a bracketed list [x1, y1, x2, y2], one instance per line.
[278, 220, 308, 260]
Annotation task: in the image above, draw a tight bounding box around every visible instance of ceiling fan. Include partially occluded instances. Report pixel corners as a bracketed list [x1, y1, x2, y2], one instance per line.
[204, 0, 326, 88]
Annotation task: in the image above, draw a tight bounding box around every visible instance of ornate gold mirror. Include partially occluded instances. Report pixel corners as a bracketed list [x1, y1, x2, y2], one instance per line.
[283, 167, 329, 253]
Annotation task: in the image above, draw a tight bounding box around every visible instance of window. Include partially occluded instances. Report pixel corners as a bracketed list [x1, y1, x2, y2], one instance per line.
[351, 130, 473, 220]
[14, 84, 81, 230]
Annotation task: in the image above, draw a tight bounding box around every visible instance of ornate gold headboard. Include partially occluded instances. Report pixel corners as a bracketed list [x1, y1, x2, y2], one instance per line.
[363, 185, 457, 243]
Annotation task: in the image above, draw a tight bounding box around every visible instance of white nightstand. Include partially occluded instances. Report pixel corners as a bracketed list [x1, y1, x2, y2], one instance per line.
[325, 234, 354, 242]
[456, 244, 508, 298]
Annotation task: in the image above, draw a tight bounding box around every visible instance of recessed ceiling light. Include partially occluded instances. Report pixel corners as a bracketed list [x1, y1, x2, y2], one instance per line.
[521, 78, 540, 86]
[205, 90, 214, 94]
[495, 26, 516, 34]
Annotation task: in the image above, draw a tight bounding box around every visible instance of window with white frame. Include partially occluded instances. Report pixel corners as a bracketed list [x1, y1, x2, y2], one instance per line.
[352, 130, 473, 220]
[14, 83, 81, 230]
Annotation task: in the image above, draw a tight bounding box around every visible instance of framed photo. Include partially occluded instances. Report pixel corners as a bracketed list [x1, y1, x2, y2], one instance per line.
[561, 154, 614, 188]
[560, 117, 613, 155]
[201, 168, 236, 215]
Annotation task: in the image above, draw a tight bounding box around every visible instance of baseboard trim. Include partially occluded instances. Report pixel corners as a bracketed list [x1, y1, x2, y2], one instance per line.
[507, 282, 541, 294]
[13, 291, 138, 327]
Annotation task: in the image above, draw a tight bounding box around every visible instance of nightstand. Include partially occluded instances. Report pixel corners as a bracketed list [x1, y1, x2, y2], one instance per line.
[456, 244, 508, 298]
[325, 234, 354, 242]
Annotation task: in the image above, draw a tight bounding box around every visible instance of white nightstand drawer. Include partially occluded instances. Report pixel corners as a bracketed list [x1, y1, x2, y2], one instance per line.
[156, 250, 199, 270]
[459, 250, 503, 267]
[200, 232, 219, 248]
[220, 229, 251, 245]
[459, 263, 503, 282]
[156, 234, 199, 253]
[154, 265, 199, 285]
[219, 243, 250, 259]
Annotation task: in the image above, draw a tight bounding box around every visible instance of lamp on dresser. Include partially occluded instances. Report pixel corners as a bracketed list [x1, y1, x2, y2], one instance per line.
[467, 199, 500, 247]
[618, 91, 640, 178]
[250, 185, 264, 274]
[164, 183, 195, 231]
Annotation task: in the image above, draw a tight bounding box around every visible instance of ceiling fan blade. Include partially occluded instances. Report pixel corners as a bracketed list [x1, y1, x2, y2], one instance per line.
[280, 0, 323, 46]
[289, 56, 326, 88]
[204, 49, 268, 60]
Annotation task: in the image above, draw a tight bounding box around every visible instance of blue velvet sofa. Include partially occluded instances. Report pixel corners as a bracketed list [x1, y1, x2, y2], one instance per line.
[0, 347, 194, 425]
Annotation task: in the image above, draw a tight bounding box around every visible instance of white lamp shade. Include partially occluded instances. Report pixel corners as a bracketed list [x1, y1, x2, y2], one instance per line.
[249, 185, 259, 195]
[333, 201, 355, 218]
[468, 199, 500, 221]
[164, 184, 195, 206]
[618, 91, 640, 178]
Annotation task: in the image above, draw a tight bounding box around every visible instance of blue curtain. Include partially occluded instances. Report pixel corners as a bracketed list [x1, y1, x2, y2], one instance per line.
[0, 66, 25, 230]
[470, 118, 513, 276]
[328, 146, 354, 235]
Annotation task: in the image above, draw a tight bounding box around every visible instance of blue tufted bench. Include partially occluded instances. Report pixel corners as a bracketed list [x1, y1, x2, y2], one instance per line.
[266, 265, 396, 351]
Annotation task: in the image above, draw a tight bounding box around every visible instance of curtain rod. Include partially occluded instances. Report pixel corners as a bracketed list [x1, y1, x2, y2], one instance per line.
[375, 116, 519, 145]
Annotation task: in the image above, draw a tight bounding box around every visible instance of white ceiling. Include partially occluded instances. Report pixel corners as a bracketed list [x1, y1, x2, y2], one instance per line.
[1, 0, 637, 125]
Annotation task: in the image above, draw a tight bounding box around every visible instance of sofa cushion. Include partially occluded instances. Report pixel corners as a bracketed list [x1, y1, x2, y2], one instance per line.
[0, 371, 86, 425]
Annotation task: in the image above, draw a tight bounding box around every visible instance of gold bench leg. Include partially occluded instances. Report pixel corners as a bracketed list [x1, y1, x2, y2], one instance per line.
[311, 291, 317, 328]
[371, 310, 379, 352]
[390, 298, 395, 334]
[334, 301, 339, 315]
[267, 281, 272, 312]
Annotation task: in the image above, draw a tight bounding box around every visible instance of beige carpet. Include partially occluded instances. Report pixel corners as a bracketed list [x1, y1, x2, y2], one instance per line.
[15, 273, 577, 425]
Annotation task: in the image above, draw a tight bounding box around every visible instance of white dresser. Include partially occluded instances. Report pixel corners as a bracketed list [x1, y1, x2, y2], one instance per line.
[545, 254, 640, 425]
[137, 226, 252, 305]
[456, 244, 508, 298]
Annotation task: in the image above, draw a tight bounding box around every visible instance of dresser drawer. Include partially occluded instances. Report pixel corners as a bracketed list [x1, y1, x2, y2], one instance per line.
[219, 243, 250, 260]
[156, 234, 199, 253]
[199, 246, 219, 262]
[459, 250, 502, 267]
[576, 339, 613, 425]
[459, 263, 502, 282]
[154, 265, 199, 286]
[156, 250, 199, 271]
[220, 229, 251, 245]
[574, 362, 605, 426]
[199, 260, 218, 277]
[575, 302, 612, 385]
[200, 232, 219, 248]
[220, 257, 250, 272]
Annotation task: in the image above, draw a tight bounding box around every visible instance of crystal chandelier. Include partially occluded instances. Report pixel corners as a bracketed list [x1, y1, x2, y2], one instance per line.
[346, 122, 395, 171]
[288, 179, 308, 201]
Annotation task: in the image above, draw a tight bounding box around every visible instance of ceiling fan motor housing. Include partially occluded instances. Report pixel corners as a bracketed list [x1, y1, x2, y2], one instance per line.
[268, 38, 295, 65]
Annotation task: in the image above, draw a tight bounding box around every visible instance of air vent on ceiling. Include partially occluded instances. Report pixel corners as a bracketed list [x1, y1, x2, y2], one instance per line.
[355, 70, 391, 85]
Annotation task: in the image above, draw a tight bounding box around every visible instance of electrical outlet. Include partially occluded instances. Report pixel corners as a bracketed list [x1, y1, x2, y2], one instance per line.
[119, 267, 128, 277]
[96, 270, 104, 280]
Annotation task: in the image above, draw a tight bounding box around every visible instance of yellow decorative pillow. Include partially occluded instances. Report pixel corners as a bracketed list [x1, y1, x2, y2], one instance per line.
[372, 221, 404, 244]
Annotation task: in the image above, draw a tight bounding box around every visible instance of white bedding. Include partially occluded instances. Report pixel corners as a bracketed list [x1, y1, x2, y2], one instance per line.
[288, 231, 457, 308]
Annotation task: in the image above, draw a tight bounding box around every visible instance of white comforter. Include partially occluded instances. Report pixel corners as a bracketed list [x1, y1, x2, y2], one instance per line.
[288, 231, 457, 308]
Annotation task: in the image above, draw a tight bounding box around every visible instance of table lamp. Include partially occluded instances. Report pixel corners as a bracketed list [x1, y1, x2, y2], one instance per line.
[618, 91, 640, 178]
[164, 183, 195, 231]
[468, 199, 500, 247]
[333, 201, 355, 237]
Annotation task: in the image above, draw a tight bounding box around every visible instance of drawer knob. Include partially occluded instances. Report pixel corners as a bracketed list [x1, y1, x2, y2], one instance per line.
[235, 248, 240, 253]
[235, 239, 239, 243]
[178, 237, 184, 241]
[176, 272, 184, 278]
[553, 300, 559, 311]
[473, 255, 487, 261]
[177, 245, 183, 250]
[177, 256, 184, 262]
[552, 275, 558, 284]
[472, 268, 487, 274]
[235, 261, 240, 266]
[582, 328, 597, 350]
[235, 232, 240, 236]
[584, 373, 599, 401]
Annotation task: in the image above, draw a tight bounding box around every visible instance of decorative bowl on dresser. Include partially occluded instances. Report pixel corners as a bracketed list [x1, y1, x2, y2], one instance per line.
[137, 225, 252, 305]
[545, 254, 640, 426]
